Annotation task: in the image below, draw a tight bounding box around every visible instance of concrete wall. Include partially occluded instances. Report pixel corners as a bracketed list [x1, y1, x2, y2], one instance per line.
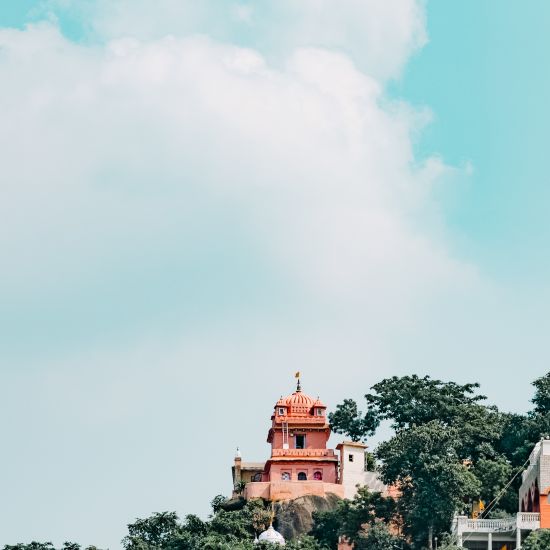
[339, 443, 368, 500]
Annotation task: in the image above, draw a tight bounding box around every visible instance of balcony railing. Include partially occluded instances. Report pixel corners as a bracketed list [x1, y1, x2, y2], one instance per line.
[517, 512, 540, 530]
[453, 513, 540, 535]
[465, 518, 515, 532]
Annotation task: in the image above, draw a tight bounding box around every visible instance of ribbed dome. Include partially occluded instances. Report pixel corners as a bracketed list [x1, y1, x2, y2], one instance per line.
[278, 389, 315, 416]
[256, 525, 285, 545]
[284, 391, 314, 407]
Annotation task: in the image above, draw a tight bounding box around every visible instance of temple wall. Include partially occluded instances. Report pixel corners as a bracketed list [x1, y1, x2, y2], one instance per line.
[269, 461, 338, 483]
[271, 430, 328, 450]
[245, 481, 344, 501]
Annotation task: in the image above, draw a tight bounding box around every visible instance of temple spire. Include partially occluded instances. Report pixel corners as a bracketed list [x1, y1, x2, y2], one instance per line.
[295, 371, 301, 392]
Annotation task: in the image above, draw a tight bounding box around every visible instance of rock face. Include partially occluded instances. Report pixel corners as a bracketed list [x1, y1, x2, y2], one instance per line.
[274, 493, 341, 540]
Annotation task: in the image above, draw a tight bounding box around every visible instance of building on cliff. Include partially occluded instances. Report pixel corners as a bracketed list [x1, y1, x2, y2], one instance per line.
[232, 377, 389, 503]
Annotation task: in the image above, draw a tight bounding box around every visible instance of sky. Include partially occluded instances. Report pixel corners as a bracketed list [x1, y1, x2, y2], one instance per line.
[1, 1, 549, 548]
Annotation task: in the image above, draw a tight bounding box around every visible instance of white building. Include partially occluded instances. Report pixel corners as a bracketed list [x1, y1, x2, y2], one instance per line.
[452, 438, 550, 549]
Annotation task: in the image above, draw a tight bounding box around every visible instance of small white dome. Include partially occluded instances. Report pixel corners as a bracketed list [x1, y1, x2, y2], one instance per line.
[256, 524, 285, 545]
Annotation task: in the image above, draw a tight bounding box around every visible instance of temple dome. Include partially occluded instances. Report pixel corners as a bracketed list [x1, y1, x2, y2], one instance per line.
[284, 391, 314, 407]
[256, 525, 285, 545]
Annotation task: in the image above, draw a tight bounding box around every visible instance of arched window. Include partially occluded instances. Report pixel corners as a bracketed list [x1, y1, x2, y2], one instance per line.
[252, 473, 262, 482]
[281, 472, 291, 481]
[313, 471, 322, 481]
[298, 472, 307, 481]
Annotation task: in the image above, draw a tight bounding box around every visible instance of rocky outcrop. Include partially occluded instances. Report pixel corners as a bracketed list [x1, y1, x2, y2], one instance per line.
[274, 493, 341, 540]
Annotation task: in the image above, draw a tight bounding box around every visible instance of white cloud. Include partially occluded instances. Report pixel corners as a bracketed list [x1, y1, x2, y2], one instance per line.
[0, 22, 474, 318]
[41, 0, 427, 80]
[0, 7, 485, 547]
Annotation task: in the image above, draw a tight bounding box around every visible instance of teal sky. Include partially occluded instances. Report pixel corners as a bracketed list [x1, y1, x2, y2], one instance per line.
[394, 1, 550, 282]
[1, 1, 549, 548]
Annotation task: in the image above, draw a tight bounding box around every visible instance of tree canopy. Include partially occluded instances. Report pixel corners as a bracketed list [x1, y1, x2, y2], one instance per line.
[521, 529, 550, 550]
[330, 371, 550, 548]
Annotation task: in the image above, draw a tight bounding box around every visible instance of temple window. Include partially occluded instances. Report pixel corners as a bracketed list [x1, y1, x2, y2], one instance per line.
[278, 407, 285, 415]
[313, 471, 322, 481]
[348, 454, 354, 462]
[281, 472, 291, 481]
[298, 472, 307, 481]
[295, 435, 305, 449]
[316, 408, 324, 416]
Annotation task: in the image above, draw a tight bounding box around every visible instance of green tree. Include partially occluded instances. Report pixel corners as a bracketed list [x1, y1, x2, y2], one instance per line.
[123, 511, 181, 550]
[329, 399, 379, 442]
[331, 376, 503, 461]
[285, 535, 325, 549]
[471, 457, 516, 514]
[311, 487, 398, 547]
[210, 495, 228, 514]
[355, 523, 405, 550]
[3, 544, 55, 550]
[366, 375, 485, 430]
[310, 500, 349, 548]
[436, 534, 462, 550]
[522, 529, 550, 550]
[377, 421, 480, 548]
[532, 372, 550, 415]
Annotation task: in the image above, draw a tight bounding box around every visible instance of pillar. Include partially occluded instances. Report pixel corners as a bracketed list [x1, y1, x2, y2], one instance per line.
[234, 456, 242, 485]
[516, 528, 521, 549]
[487, 531, 492, 550]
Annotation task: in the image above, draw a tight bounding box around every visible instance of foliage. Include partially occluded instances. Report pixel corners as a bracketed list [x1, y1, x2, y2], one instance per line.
[118, 498, 278, 550]
[330, 375, 503, 460]
[377, 421, 480, 547]
[123, 511, 181, 549]
[3, 545, 55, 550]
[329, 398, 379, 442]
[436, 534, 462, 550]
[354, 522, 406, 550]
[310, 500, 347, 548]
[330, 372, 550, 547]
[471, 457, 516, 513]
[311, 487, 401, 547]
[284, 535, 325, 549]
[532, 372, 550, 415]
[521, 529, 550, 550]
[234, 481, 248, 496]
[211, 495, 228, 513]
[366, 375, 485, 430]
[3, 545, 99, 550]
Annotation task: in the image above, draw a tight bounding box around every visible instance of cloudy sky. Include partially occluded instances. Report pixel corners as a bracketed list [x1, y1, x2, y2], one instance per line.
[1, 1, 549, 547]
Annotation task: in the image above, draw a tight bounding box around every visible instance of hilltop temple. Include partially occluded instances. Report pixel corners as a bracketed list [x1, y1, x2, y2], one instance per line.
[232, 377, 386, 503]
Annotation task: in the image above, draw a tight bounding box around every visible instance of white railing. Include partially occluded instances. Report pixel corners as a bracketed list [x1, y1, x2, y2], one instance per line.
[453, 513, 540, 535]
[517, 512, 540, 530]
[464, 518, 516, 532]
